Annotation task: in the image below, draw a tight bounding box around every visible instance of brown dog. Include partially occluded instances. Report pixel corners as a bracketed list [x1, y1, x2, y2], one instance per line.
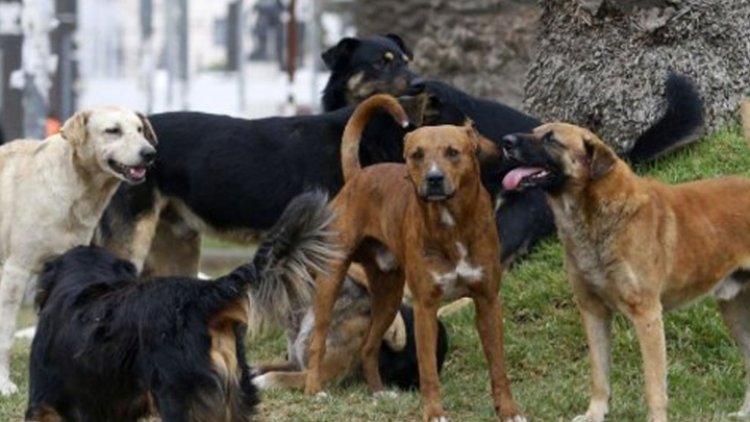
[501, 122, 750, 422]
[304, 94, 525, 422]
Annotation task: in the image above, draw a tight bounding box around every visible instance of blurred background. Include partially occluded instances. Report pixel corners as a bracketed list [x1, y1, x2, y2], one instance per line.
[0, 0, 543, 143]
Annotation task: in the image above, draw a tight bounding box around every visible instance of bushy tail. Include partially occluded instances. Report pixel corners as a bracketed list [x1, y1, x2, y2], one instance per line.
[203, 192, 337, 327]
[628, 72, 705, 163]
[342, 94, 410, 181]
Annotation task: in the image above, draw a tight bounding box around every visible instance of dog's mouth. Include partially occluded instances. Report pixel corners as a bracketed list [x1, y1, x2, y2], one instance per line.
[108, 159, 149, 184]
[501, 166, 552, 191]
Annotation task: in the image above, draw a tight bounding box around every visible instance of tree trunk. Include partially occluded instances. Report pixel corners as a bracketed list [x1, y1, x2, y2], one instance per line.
[354, 0, 540, 109]
[525, 0, 750, 152]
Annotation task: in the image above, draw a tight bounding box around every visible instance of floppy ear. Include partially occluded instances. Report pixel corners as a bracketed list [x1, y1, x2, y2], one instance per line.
[136, 112, 158, 146]
[321, 37, 361, 70]
[384, 33, 413, 60]
[61, 110, 91, 144]
[584, 137, 616, 180]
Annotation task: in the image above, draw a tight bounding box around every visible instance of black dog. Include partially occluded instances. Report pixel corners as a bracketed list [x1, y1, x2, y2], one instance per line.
[26, 192, 336, 422]
[321, 33, 418, 112]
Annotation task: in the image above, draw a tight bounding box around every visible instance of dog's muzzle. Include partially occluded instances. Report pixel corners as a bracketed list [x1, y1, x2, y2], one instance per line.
[422, 169, 449, 200]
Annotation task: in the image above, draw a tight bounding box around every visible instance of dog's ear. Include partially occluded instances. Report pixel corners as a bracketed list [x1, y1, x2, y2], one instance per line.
[322, 37, 360, 70]
[136, 112, 158, 146]
[584, 137, 616, 180]
[464, 120, 500, 160]
[61, 110, 91, 144]
[384, 33, 413, 60]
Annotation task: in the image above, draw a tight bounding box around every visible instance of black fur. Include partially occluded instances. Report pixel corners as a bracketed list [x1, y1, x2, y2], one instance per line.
[628, 72, 705, 162]
[378, 305, 449, 390]
[28, 192, 335, 422]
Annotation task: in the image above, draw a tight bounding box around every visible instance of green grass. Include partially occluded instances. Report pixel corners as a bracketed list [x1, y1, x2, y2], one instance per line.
[2, 126, 749, 421]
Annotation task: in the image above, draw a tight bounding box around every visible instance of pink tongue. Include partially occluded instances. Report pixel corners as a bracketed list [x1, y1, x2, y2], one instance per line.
[502, 167, 544, 191]
[128, 167, 146, 180]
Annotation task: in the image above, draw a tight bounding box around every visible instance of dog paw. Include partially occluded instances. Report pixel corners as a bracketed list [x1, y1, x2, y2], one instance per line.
[314, 391, 330, 401]
[251, 373, 272, 390]
[373, 390, 399, 400]
[505, 415, 528, 422]
[0, 379, 18, 396]
[429, 417, 451, 422]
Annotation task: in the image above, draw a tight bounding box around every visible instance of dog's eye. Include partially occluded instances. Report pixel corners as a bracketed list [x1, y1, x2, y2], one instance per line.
[137, 126, 143, 133]
[446, 147, 460, 158]
[105, 127, 121, 135]
[410, 149, 424, 161]
[543, 133, 556, 144]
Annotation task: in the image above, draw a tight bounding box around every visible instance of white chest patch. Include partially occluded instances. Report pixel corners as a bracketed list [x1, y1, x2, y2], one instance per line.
[440, 207, 455, 228]
[431, 242, 484, 298]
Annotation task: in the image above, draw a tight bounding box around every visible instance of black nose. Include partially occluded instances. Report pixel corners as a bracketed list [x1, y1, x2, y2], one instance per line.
[426, 170, 444, 187]
[502, 134, 519, 150]
[140, 147, 156, 164]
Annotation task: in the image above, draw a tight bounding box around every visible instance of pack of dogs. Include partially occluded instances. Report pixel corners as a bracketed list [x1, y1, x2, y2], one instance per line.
[0, 32, 744, 422]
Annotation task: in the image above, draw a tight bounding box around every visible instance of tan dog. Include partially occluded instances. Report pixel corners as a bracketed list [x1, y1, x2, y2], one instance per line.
[0, 107, 156, 395]
[501, 122, 750, 422]
[305, 94, 525, 422]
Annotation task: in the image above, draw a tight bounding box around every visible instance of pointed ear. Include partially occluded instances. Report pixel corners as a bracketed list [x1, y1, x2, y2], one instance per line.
[61, 110, 90, 144]
[384, 33, 413, 60]
[463, 119, 480, 152]
[584, 137, 616, 180]
[136, 112, 158, 146]
[321, 37, 361, 70]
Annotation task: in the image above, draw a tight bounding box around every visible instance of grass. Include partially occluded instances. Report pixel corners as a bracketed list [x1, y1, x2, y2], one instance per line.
[2, 126, 748, 421]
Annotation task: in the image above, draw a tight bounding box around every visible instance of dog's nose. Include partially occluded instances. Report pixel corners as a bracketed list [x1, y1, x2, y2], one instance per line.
[501, 134, 519, 150]
[426, 170, 444, 187]
[140, 147, 156, 164]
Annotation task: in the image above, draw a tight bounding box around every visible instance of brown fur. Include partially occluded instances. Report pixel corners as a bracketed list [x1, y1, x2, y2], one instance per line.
[305, 94, 524, 421]
[512, 122, 750, 422]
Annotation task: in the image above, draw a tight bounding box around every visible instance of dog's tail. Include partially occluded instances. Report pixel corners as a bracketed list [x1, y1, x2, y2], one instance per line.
[628, 72, 705, 163]
[342, 94, 410, 181]
[201, 191, 336, 327]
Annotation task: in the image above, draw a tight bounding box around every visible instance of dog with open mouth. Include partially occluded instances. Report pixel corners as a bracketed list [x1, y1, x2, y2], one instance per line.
[0, 106, 156, 396]
[499, 116, 750, 421]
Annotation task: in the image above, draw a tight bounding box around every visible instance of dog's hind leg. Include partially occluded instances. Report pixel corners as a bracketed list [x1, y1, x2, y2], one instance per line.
[719, 286, 750, 419]
[359, 267, 405, 395]
[0, 261, 35, 395]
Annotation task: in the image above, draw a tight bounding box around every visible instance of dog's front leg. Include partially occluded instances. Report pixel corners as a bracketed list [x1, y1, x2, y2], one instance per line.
[472, 283, 525, 422]
[628, 300, 667, 422]
[411, 295, 444, 422]
[572, 293, 613, 422]
[0, 260, 35, 395]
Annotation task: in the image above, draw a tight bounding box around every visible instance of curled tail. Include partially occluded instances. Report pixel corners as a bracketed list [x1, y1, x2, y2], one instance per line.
[628, 72, 705, 163]
[204, 191, 337, 327]
[342, 94, 410, 181]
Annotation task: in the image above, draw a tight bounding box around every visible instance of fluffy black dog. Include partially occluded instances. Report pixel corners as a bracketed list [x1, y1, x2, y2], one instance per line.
[26, 192, 336, 422]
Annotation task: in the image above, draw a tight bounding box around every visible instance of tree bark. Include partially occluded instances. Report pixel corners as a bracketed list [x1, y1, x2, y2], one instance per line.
[354, 0, 540, 109]
[525, 0, 750, 152]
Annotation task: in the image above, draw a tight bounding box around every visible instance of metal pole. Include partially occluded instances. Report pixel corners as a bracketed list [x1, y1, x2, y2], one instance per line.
[236, 0, 245, 115]
[308, 0, 320, 112]
[164, 1, 174, 108]
[140, 0, 154, 113]
[178, 0, 189, 110]
[285, 0, 296, 114]
[20, 0, 54, 139]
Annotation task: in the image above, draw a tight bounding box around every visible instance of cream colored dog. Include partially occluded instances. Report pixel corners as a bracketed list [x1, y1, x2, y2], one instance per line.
[0, 107, 157, 395]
